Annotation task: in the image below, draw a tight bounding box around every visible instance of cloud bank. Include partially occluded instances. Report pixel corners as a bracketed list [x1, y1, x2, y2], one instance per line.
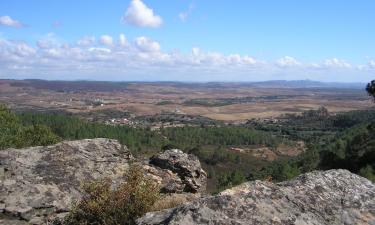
[0, 34, 373, 82]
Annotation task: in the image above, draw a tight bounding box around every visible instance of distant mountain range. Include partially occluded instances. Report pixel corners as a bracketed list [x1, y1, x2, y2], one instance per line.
[0, 79, 367, 91]
[247, 80, 366, 89]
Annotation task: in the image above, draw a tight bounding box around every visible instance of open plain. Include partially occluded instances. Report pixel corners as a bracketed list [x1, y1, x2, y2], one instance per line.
[0, 80, 370, 122]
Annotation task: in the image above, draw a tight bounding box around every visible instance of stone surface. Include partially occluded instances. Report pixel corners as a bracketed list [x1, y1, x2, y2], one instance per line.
[0, 138, 133, 224]
[0, 139, 207, 224]
[137, 169, 375, 225]
[143, 164, 185, 193]
[149, 149, 207, 193]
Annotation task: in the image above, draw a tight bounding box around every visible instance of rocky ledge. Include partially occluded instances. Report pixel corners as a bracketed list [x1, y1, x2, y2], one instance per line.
[138, 169, 375, 225]
[0, 139, 207, 224]
[0, 139, 133, 224]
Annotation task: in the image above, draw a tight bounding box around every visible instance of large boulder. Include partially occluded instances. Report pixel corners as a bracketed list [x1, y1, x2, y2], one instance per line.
[0, 138, 133, 224]
[137, 169, 375, 225]
[149, 149, 207, 193]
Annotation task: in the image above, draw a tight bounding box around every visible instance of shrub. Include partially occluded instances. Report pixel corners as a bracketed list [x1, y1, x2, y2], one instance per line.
[64, 165, 160, 225]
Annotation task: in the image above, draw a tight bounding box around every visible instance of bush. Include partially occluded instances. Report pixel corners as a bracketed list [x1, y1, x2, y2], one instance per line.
[64, 165, 160, 225]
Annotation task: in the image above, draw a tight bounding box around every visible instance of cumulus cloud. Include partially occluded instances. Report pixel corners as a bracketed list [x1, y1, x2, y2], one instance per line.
[119, 34, 128, 47]
[179, 3, 194, 22]
[0, 16, 24, 28]
[77, 36, 96, 46]
[12, 42, 36, 57]
[135, 36, 160, 52]
[100, 35, 114, 46]
[276, 56, 300, 67]
[122, 0, 162, 28]
[368, 60, 375, 69]
[36, 33, 60, 49]
[0, 40, 36, 60]
[324, 58, 351, 68]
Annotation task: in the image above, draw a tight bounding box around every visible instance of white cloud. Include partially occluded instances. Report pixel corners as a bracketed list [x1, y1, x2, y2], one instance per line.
[324, 58, 351, 68]
[44, 48, 64, 59]
[0, 16, 24, 28]
[77, 36, 96, 46]
[37, 40, 52, 49]
[179, 3, 194, 22]
[0, 40, 36, 59]
[12, 42, 36, 57]
[119, 34, 128, 47]
[135, 36, 160, 52]
[369, 60, 375, 69]
[122, 0, 162, 28]
[100, 35, 114, 46]
[0, 35, 370, 82]
[276, 56, 300, 67]
[192, 47, 200, 56]
[36, 33, 60, 49]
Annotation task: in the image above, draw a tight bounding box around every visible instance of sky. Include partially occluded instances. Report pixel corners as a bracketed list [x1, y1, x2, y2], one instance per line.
[0, 0, 374, 82]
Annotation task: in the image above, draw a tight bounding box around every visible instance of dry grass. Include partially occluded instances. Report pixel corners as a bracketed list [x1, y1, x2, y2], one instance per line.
[152, 193, 200, 211]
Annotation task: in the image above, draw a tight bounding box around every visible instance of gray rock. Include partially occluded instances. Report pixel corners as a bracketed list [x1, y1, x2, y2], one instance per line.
[0, 138, 133, 224]
[143, 164, 185, 193]
[0, 139, 208, 224]
[149, 149, 207, 193]
[137, 169, 375, 225]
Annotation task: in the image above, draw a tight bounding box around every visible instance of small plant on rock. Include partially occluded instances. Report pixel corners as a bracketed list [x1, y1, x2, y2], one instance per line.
[64, 164, 160, 225]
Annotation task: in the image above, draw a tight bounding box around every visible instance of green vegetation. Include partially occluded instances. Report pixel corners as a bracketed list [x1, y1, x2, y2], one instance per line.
[318, 122, 375, 181]
[156, 100, 174, 105]
[17, 112, 280, 156]
[217, 170, 246, 191]
[183, 99, 231, 107]
[63, 165, 160, 225]
[137, 113, 219, 126]
[18, 111, 165, 154]
[0, 105, 60, 150]
[161, 126, 280, 149]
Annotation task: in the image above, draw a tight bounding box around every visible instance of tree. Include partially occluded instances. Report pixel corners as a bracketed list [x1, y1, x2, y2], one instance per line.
[366, 80, 375, 101]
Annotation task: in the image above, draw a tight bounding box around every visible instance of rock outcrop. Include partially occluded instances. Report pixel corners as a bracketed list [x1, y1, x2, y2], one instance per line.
[149, 149, 207, 193]
[0, 139, 207, 224]
[0, 138, 133, 224]
[137, 169, 375, 225]
[3, 138, 374, 225]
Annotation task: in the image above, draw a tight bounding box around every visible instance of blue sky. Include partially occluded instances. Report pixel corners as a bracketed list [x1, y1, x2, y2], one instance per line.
[0, 0, 374, 82]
